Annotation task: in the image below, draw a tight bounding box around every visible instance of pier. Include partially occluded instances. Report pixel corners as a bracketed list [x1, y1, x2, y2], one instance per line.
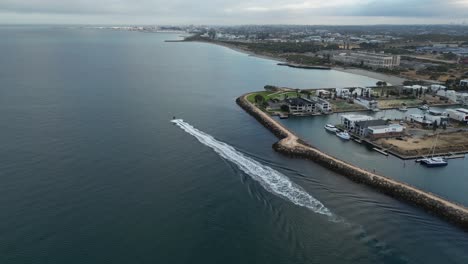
[237, 92, 468, 231]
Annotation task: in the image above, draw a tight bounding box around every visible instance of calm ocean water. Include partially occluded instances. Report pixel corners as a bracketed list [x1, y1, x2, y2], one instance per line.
[0, 26, 467, 264]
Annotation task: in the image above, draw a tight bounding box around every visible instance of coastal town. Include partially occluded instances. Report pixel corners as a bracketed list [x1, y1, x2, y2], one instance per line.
[90, 23, 468, 229]
[248, 82, 468, 162]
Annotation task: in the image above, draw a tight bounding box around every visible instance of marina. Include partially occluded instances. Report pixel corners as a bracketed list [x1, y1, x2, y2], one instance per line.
[237, 93, 468, 230]
[277, 106, 468, 206]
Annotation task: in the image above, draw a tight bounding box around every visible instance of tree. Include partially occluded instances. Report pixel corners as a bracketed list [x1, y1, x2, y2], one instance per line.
[264, 85, 277, 91]
[208, 29, 216, 39]
[254, 94, 264, 103]
[280, 104, 289, 112]
[442, 52, 457, 60]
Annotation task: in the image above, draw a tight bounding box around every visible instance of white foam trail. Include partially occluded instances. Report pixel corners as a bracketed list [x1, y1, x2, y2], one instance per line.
[171, 119, 334, 218]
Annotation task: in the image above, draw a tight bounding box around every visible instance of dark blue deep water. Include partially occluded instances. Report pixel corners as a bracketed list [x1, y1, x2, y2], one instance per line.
[0, 26, 467, 264]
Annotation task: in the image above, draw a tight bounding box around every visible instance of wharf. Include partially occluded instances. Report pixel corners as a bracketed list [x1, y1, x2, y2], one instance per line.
[360, 138, 467, 160]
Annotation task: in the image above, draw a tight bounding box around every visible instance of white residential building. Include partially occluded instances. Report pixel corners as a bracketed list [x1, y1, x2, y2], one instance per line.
[352, 87, 374, 98]
[285, 98, 316, 114]
[437, 90, 468, 104]
[313, 97, 332, 113]
[341, 114, 374, 130]
[316, 89, 332, 98]
[403, 85, 429, 93]
[407, 114, 432, 125]
[446, 108, 468, 123]
[332, 52, 400, 68]
[354, 98, 379, 111]
[407, 111, 448, 126]
[335, 88, 351, 98]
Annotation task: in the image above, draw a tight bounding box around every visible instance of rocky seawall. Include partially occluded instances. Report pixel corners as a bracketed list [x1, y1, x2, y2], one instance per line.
[236, 93, 468, 231]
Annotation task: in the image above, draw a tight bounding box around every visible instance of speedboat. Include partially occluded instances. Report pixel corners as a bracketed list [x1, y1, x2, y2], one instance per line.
[336, 131, 351, 140]
[418, 157, 448, 167]
[324, 124, 338, 133]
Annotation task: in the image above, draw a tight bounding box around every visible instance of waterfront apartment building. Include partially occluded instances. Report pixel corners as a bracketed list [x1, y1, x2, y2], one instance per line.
[284, 97, 332, 115]
[314, 97, 332, 113]
[340, 114, 374, 131]
[285, 98, 316, 114]
[332, 52, 400, 68]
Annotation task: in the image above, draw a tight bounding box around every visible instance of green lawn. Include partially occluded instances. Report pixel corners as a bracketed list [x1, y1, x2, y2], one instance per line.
[247, 91, 303, 103]
[246, 91, 273, 103]
[331, 101, 366, 111]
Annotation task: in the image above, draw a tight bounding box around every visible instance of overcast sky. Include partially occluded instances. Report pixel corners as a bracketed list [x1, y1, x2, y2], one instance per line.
[1, 0, 468, 25]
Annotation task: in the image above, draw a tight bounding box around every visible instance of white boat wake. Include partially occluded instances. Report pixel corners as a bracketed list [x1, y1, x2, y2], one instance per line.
[171, 119, 335, 219]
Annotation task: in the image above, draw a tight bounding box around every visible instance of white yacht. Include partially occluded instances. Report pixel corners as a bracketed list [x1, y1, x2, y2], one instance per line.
[417, 133, 448, 167]
[336, 131, 351, 140]
[324, 124, 338, 133]
[418, 157, 448, 167]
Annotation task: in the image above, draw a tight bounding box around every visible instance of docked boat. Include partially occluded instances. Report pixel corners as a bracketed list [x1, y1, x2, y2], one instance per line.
[398, 106, 408, 111]
[324, 124, 338, 133]
[417, 133, 448, 167]
[336, 131, 351, 140]
[418, 157, 448, 167]
[419, 104, 429, 111]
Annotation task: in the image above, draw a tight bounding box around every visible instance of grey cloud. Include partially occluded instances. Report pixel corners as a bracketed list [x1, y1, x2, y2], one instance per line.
[0, 0, 467, 24]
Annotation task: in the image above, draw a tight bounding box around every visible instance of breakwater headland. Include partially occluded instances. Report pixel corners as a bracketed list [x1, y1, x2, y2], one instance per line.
[236, 92, 468, 231]
[277, 63, 332, 70]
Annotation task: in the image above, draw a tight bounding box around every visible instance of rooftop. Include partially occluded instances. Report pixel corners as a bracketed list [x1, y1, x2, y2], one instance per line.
[341, 114, 374, 122]
[368, 124, 404, 130]
[285, 97, 313, 106]
[355, 119, 387, 127]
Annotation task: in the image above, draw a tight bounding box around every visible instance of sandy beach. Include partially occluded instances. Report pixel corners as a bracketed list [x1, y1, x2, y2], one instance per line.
[190, 39, 409, 85]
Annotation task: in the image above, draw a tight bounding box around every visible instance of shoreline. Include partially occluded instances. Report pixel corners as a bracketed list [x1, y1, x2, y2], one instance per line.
[187, 39, 408, 85]
[187, 39, 288, 63]
[236, 92, 468, 231]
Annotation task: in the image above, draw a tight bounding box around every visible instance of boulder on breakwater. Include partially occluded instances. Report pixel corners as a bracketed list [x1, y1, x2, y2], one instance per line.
[236, 93, 468, 231]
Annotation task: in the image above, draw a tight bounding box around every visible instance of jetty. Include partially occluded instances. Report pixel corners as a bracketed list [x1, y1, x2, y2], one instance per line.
[237, 92, 468, 231]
